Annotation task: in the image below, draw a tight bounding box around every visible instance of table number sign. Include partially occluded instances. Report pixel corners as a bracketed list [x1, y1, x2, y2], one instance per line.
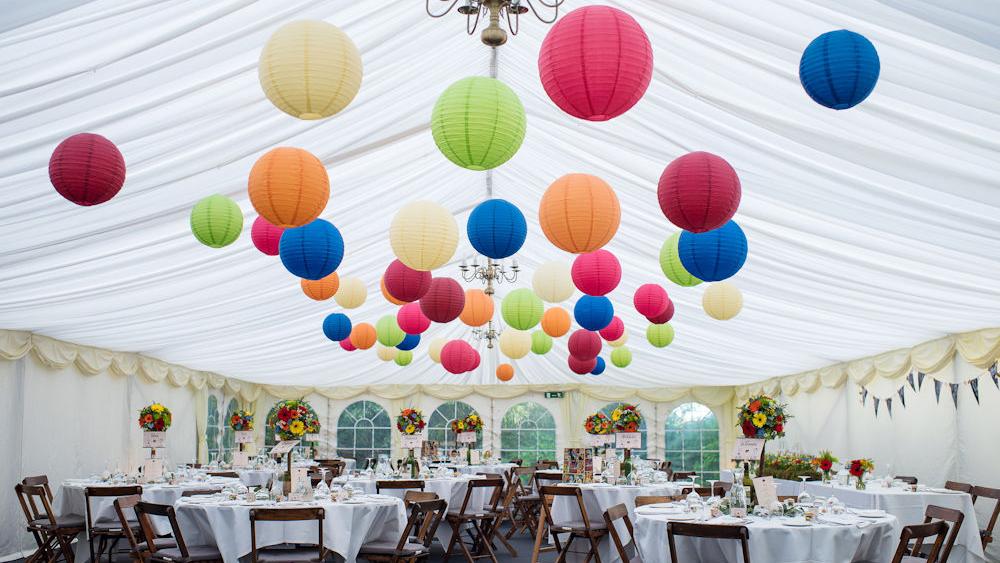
[457, 432, 477, 443]
[593, 456, 604, 475]
[271, 439, 300, 457]
[232, 451, 250, 468]
[142, 431, 166, 449]
[753, 476, 778, 508]
[402, 435, 423, 449]
[235, 431, 254, 444]
[143, 459, 163, 482]
[731, 438, 765, 460]
[585, 434, 607, 447]
[290, 467, 309, 500]
[470, 450, 481, 464]
[615, 432, 641, 449]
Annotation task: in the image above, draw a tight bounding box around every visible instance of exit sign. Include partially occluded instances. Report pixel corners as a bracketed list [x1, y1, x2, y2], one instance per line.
[544, 391, 565, 399]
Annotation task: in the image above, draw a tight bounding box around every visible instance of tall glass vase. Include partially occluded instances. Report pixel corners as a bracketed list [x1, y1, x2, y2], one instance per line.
[621, 449, 633, 478]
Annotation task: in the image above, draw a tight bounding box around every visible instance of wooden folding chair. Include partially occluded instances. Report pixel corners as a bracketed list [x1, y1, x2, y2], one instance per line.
[113, 495, 177, 562]
[360, 499, 447, 563]
[890, 521, 948, 563]
[535, 460, 560, 471]
[205, 471, 239, 479]
[604, 503, 641, 562]
[943, 481, 974, 495]
[16, 482, 83, 563]
[134, 501, 223, 562]
[671, 472, 697, 482]
[476, 474, 517, 557]
[376, 479, 426, 494]
[180, 489, 222, 497]
[250, 507, 325, 563]
[668, 521, 750, 563]
[973, 485, 1000, 551]
[894, 476, 919, 485]
[634, 496, 674, 508]
[442, 477, 504, 563]
[537, 485, 608, 563]
[508, 467, 541, 538]
[85, 485, 143, 562]
[910, 505, 964, 562]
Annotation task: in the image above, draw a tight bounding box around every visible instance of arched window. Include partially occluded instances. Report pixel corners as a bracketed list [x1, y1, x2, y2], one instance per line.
[206, 395, 220, 462]
[221, 398, 238, 462]
[428, 401, 482, 452]
[264, 403, 278, 448]
[599, 402, 648, 459]
[336, 400, 391, 462]
[500, 402, 556, 465]
[664, 403, 720, 481]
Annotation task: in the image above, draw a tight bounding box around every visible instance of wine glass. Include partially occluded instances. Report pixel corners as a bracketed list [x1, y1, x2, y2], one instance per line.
[706, 479, 719, 500]
[687, 475, 699, 490]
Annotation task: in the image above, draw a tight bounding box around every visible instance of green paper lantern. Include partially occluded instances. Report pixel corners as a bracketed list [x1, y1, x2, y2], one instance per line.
[501, 288, 544, 330]
[431, 77, 526, 171]
[611, 347, 632, 368]
[190, 194, 243, 248]
[647, 322, 675, 348]
[660, 232, 702, 287]
[376, 315, 405, 347]
[395, 350, 413, 366]
[531, 331, 553, 355]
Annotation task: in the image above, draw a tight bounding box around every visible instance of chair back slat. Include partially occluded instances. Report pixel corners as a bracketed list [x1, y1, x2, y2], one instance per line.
[944, 481, 974, 495]
[921, 504, 964, 563]
[206, 470, 239, 478]
[890, 520, 949, 563]
[135, 501, 187, 556]
[85, 485, 142, 533]
[249, 507, 324, 563]
[376, 479, 426, 494]
[635, 496, 673, 507]
[16, 483, 57, 526]
[667, 521, 751, 563]
[603, 503, 637, 562]
[973, 485, 1000, 549]
[113, 495, 143, 554]
[181, 488, 222, 497]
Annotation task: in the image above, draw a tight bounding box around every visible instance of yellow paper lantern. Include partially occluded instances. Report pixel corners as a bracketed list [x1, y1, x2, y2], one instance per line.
[389, 201, 458, 271]
[428, 337, 448, 363]
[532, 260, 574, 303]
[702, 282, 743, 320]
[334, 276, 367, 309]
[499, 329, 531, 360]
[258, 20, 363, 120]
[376, 345, 398, 362]
[609, 328, 629, 348]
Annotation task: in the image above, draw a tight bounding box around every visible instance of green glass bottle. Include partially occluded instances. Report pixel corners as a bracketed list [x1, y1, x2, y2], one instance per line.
[406, 449, 418, 478]
[621, 449, 633, 479]
[742, 461, 757, 507]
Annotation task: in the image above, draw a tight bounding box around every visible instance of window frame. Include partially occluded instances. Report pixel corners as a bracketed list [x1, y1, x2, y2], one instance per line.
[500, 401, 557, 465]
[336, 400, 392, 463]
[663, 402, 720, 481]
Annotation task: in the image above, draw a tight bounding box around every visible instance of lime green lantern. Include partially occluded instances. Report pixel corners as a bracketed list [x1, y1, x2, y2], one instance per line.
[395, 350, 413, 366]
[659, 232, 702, 287]
[611, 347, 632, 368]
[376, 315, 405, 347]
[531, 331, 553, 355]
[431, 77, 526, 171]
[501, 288, 544, 330]
[647, 323, 675, 348]
[190, 194, 243, 248]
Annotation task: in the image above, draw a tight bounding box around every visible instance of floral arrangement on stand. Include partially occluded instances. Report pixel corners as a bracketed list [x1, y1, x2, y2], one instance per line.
[450, 413, 483, 464]
[229, 410, 254, 431]
[737, 395, 790, 439]
[396, 408, 426, 435]
[584, 412, 613, 435]
[762, 452, 821, 481]
[849, 458, 875, 489]
[610, 404, 642, 433]
[811, 450, 838, 482]
[269, 399, 320, 441]
[138, 402, 172, 431]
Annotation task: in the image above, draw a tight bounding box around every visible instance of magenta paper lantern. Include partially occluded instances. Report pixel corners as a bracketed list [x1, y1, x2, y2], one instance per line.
[568, 329, 602, 361]
[571, 249, 622, 296]
[469, 349, 481, 371]
[339, 338, 356, 351]
[397, 302, 431, 335]
[441, 340, 475, 374]
[599, 316, 625, 342]
[646, 299, 675, 324]
[384, 259, 432, 303]
[658, 152, 741, 233]
[250, 216, 284, 256]
[48, 133, 126, 206]
[633, 283, 670, 318]
[568, 355, 598, 375]
[538, 6, 653, 121]
[419, 278, 466, 323]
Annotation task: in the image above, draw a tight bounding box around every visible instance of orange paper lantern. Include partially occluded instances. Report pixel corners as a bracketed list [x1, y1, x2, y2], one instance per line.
[381, 277, 406, 306]
[460, 289, 494, 327]
[248, 147, 329, 228]
[301, 272, 339, 301]
[541, 307, 571, 338]
[539, 174, 620, 253]
[496, 363, 515, 382]
[349, 322, 376, 350]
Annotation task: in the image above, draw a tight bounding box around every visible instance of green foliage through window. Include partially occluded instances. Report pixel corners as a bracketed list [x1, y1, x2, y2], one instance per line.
[337, 400, 391, 463]
[500, 402, 556, 465]
[664, 402, 720, 481]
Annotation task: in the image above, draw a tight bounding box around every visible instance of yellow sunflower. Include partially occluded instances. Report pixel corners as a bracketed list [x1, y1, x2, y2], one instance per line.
[289, 420, 305, 435]
[752, 412, 767, 428]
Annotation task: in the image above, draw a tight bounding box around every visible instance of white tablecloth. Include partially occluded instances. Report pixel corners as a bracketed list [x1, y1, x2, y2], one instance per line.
[450, 463, 517, 476]
[635, 512, 899, 563]
[237, 469, 272, 488]
[174, 496, 405, 563]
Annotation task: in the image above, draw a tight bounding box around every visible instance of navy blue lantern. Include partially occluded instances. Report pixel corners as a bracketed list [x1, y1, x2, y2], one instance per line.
[799, 30, 880, 110]
[574, 295, 614, 332]
[678, 220, 748, 282]
[396, 332, 421, 351]
[590, 356, 606, 375]
[322, 313, 352, 342]
[279, 219, 345, 280]
[467, 198, 527, 259]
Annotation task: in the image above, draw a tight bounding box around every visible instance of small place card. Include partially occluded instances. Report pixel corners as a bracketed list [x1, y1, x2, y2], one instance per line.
[470, 450, 481, 464]
[457, 432, 477, 443]
[142, 431, 166, 448]
[271, 439, 299, 456]
[593, 456, 604, 474]
[235, 431, 254, 444]
[605, 448, 618, 462]
[753, 476, 778, 508]
[143, 459, 163, 482]
[291, 467, 308, 495]
[615, 432, 641, 449]
[401, 435, 423, 449]
[232, 451, 250, 468]
[585, 434, 606, 447]
[731, 438, 765, 460]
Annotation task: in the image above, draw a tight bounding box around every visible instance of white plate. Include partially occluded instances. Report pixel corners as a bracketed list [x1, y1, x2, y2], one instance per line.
[782, 519, 813, 527]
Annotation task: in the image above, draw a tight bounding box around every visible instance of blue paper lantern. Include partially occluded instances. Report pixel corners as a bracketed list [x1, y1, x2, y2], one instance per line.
[397, 332, 420, 351]
[799, 30, 880, 110]
[279, 219, 345, 280]
[467, 199, 527, 259]
[322, 313, 352, 342]
[574, 295, 614, 331]
[678, 220, 747, 282]
[590, 356, 606, 375]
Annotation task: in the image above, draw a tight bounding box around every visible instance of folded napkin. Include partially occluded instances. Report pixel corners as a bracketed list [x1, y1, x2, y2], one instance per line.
[709, 516, 746, 525]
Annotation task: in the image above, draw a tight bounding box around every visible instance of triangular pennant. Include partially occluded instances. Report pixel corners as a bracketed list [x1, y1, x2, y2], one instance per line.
[861, 388, 868, 406]
[874, 398, 881, 417]
[970, 379, 980, 404]
[918, 372, 926, 390]
[934, 380, 942, 403]
[950, 383, 959, 409]
[886, 397, 893, 418]
[897, 386, 906, 408]
[990, 362, 997, 377]
[907, 372, 916, 392]
[993, 373, 999, 390]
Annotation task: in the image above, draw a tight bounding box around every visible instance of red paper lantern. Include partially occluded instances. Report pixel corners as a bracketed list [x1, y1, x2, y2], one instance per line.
[598, 316, 625, 342]
[384, 259, 432, 303]
[397, 303, 431, 335]
[48, 133, 126, 206]
[568, 355, 598, 375]
[469, 349, 481, 372]
[250, 216, 284, 256]
[538, 6, 653, 121]
[339, 338, 356, 351]
[657, 152, 741, 233]
[646, 300, 675, 324]
[571, 249, 621, 296]
[568, 329, 602, 360]
[419, 278, 466, 323]
[441, 340, 475, 374]
[633, 284, 670, 318]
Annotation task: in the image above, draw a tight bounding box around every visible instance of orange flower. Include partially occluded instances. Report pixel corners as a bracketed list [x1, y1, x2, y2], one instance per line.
[143, 414, 154, 423]
[749, 400, 761, 412]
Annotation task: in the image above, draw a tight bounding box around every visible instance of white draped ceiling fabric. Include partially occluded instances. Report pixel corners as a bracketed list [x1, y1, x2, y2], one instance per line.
[1, 0, 998, 390]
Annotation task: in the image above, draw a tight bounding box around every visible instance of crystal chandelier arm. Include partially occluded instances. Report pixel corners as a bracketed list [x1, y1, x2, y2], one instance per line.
[524, 0, 562, 23]
[426, 0, 461, 18]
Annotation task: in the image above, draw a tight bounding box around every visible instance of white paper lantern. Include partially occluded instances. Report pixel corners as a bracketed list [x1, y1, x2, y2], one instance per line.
[702, 282, 743, 320]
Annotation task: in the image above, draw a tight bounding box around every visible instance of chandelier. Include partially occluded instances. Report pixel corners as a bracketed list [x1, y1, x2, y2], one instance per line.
[471, 319, 502, 349]
[425, 0, 564, 47]
[459, 256, 519, 295]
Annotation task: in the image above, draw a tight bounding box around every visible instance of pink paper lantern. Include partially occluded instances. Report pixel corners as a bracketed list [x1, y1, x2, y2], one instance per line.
[468, 349, 481, 372]
[49, 133, 126, 206]
[598, 316, 625, 342]
[538, 6, 653, 121]
[571, 249, 621, 296]
[419, 278, 466, 323]
[441, 340, 475, 374]
[384, 259, 432, 303]
[633, 284, 670, 318]
[339, 338, 356, 351]
[568, 355, 598, 374]
[646, 300, 675, 324]
[397, 303, 431, 335]
[657, 152, 741, 233]
[251, 216, 284, 256]
[568, 329, 602, 360]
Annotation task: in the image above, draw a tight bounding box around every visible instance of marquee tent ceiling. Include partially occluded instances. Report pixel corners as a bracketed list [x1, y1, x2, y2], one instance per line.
[1, 0, 998, 388]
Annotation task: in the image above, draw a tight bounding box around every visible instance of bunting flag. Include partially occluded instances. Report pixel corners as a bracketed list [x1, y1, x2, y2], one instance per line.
[874, 398, 881, 417]
[897, 386, 906, 408]
[970, 379, 980, 404]
[991, 362, 998, 390]
[861, 388, 868, 406]
[990, 362, 997, 377]
[907, 372, 916, 392]
[886, 397, 893, 417]
[949, 383, 960, 408]
[918, 372, 926, 390]
[934, 379, 942, 403]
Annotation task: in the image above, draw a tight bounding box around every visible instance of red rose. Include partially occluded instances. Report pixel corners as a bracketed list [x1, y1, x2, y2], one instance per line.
[774, 424, 783, 433]
[849, 461, 863, 477]
[277, 407, 291, 422]
[154, 419, 164, 430]
[776, 415, 783, 423]
[741, 419, 756, 437]
[820, 460, 833, 471]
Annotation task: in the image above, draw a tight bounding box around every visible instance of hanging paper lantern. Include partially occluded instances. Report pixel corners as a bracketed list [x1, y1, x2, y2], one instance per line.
[251, 216, 285, 256]
[190, 195, 244, 248]
[499, 329, 532, 360]
[799, 30, 880, 110]
[633, 284, 670, 318]
[571, 250, 622, 296]
[467, 199, 528, 259]
[568, 355, 598, 375]
[377, 345, 398, 362]
[431, 77, 526, 171]
[248, 147, 329, 228]
[678, 221, 748, 282]
[441, 340, 476, 374]
[395, 350, 413, 366]
[541, 307, 571, 338]
[538, 6, 653, 121]
[334, 276, 367, 309]
[349, 322, 376, 350]
[380, 277, 406, 306]
[397, 333, 420, 351]
[279, 219, 345, 280]
[501, 288, 544, 330]
[301, 272, 340, 301]
[397, 302, 431, 335]
[598, 316, 624, 342]
[539, 174, 620, 253]
[339, 338, 356, 352]
[531, 331, 553, 355]
[496, 363, 515, 382]
[574, 295, 614, 332]
[389, 201, 459, 271]
[568, 329, 602, 360]
[383, 259, 432, 303]
[460, 289, 494, 327]
[376, 315, 406, 347]
[48, 133, 126, 206]
[469, 349, 481, 372]
[647, 323, 675, 348]
[419, 278, 465, 323]
[610, 347, 632, 368]
[428, 337, 448, 363]
[703, 282, 743, 321]
[590, 357, 606, 375]
[659, 233, 702, 287]
[533, 261, 574, 303]
[609, 329, 629, 348]
[657, 152, 741, 233]
[646, 300, 675, 324]
[258, 20, 363, 120]
[322, 313, 352, 342]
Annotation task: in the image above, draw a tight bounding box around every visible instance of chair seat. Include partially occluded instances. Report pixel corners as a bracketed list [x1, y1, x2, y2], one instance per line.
[519, 494, 541, 502]
[900, 557, 925, 563]
[138, 537, 178, 552]
[32, 515, 85, 530]
[447, 511, 491, 518]
[91, 518, 140, 533]
[152, 544, 224, 562]
[253, 546, 325, 562]
[359, 539, 430, 556]
[552, 520, 607, 532]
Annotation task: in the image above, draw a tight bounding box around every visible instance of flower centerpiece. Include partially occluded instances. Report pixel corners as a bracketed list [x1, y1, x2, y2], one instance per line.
[811, 450, 838, 483]
[269, 399, 320, 441]
[849, 458, 874, 489]
[139, 402, 172, 432]
[763, 452, 821, 481]
[397, 408, 426, 477]
[230, 410, 254, 431]
[737, 395, 790, 476]
[584, 412, 613, 436]
[451, 413, 484, 464]
[611, 404, 643, 477]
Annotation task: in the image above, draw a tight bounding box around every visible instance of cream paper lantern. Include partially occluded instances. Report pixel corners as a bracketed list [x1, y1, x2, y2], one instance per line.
[334, 276, 367, 309]
[532, 260, 574, 303]
[499, 329, 531, 360]
[389, 201, 459, 271]
[609, 328, 629, 348]
[376, 345, 398, 362]
[702, 282, 743, 320]
[258, 20, 363, 120]
[428, 337, 448, 363]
